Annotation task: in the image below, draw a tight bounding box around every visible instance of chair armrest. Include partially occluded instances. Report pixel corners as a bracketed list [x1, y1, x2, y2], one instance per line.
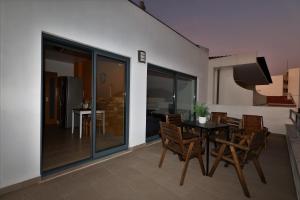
[263, 127, 269, 134]
[182, 132, 199, 139]
[215, 138, 249, 151]
[182, 137, 201, 144]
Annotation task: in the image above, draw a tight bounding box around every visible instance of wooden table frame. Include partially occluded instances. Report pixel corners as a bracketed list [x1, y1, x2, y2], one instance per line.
[72, 109, 105, 139]
[183, 120, 230, 176]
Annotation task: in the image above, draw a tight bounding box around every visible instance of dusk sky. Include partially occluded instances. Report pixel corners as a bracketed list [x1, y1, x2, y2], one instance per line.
[132, 0, 300, 75]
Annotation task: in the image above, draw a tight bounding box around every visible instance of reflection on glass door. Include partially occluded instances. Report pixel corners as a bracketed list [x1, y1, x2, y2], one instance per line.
[95, 55, 126, 152]
[42, 36, 92, 172]
[176, 77, 196, 121]
[146, 69, 175, 140]
[146, 64, 197, 141]
[42, 34, 129, 174]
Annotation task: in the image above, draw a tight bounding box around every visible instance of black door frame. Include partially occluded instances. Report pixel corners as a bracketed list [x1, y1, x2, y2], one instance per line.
[41, 33, 130, 175]
[146, 63, 197, 141]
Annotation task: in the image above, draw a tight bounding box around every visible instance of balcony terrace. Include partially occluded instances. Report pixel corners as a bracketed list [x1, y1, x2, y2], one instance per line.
[0, 134, 296, 200]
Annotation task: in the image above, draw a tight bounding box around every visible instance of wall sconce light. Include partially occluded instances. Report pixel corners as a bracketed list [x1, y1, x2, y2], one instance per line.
[138, 50, 146, 63]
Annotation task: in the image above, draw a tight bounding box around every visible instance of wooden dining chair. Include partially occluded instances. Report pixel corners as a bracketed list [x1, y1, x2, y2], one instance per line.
[83, 115, 91, 137]
[242, 115, 264, 134]
[96, 112, 105, 135]
[226, 117, 242, 130]
[224, 116, 243, 141]
[166, 113, 183, 127]
[166, 113, 195, 136]
[211, 112, 227, 124]
[242, 115, 270, 148]
[209, 112, 228, 147]
[83, 114, 105, 137]
[159, 122, 205, 185]
[208, 130, 267, 197]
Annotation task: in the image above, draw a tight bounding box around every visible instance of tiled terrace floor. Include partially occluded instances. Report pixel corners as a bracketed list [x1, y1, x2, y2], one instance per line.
[0, 134, 297, 200]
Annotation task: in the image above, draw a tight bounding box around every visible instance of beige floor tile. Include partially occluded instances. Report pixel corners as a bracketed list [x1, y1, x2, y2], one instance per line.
[0, 134, 297, 200]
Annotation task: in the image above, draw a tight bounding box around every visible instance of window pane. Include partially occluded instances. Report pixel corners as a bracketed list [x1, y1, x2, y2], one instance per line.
[95, 55, 126, 152]
[176, 77, 195, 121]
[146, 70, 174, 139]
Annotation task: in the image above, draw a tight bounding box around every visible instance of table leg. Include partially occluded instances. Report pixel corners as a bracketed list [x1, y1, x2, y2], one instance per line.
[224, 127, 230, 168]
[206, 130, 210, 176]
[226, 127, 230, 141]
[200, 128, 203, 138]
[80, 113, 82, 139]
[72, 111, 74, 134]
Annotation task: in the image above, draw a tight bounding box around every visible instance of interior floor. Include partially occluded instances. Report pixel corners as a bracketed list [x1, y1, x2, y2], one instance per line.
[42, 125, 124, 171]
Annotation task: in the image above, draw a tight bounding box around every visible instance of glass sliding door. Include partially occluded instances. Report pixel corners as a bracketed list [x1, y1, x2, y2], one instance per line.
[146, 69, 175, 140]
[94, 52, 129, 156]
[42, 34, 130, 174]
[176, 76, 196, 121]
[42, 35, 93, 173]
[146, 64, 197, 141]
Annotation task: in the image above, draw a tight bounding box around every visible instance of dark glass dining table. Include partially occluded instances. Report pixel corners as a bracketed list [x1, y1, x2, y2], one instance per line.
[183, 120, 230, 175]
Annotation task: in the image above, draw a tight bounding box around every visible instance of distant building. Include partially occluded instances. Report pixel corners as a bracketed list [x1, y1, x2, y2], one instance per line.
[256, 68, 300, 107]
[287, 68, 300, 107]
[207, 53, 272, 106]
[256, 75, 285, 96]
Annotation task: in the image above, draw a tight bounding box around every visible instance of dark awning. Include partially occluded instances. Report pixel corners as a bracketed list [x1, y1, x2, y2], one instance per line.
[233, 57, 272, 85]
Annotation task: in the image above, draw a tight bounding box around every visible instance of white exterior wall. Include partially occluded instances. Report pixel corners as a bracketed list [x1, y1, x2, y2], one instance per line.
[0, 0, 4, 192]
[256, 75, 284, 96]
[218, 67, 253, 105]
[288, 68, 300, 108]
[0, 0, 208, 188]
[207, 53, 257, 105]
[208, 104, 292, 135]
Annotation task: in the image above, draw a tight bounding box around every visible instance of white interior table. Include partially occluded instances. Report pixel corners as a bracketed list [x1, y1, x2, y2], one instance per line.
[72, 109, 105, 138]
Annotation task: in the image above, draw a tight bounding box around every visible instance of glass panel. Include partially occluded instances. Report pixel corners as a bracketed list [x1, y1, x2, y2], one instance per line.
[146, 70, 175, 139]
[42, 40, 92, 172]
[96, 55, 125, 152]
[176, 77, 196, 121]
[49, 78, 56, 118]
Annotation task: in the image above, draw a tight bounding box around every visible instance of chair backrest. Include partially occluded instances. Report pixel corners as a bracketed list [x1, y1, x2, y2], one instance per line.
[160, 121, 184, 154]
[242, 115, 263, 134]
[211, 112, 227, 123]
[166, 114, 182, 127]
[226, 117, 242, 128]
[225, 117, 242, 135]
